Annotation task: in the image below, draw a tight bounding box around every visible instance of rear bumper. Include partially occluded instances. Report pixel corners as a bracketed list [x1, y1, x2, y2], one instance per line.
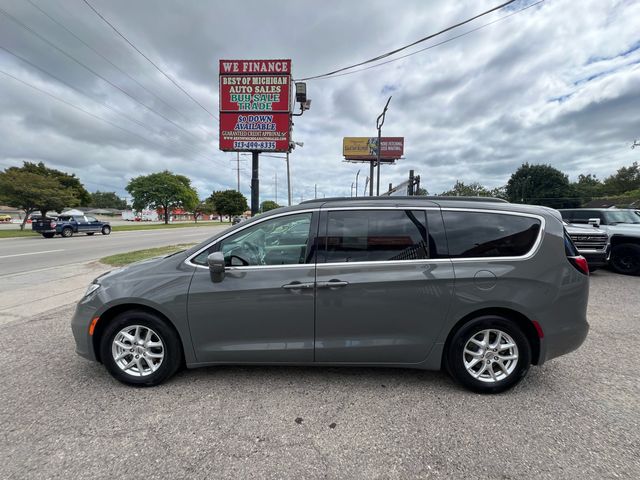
[540, 320, 589, 364]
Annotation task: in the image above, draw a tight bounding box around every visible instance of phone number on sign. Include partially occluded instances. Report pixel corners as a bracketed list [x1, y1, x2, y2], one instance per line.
[233, 141, 276, 150]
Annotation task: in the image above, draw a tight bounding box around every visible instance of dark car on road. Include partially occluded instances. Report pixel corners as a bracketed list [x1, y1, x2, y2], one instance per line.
[33, 214, 111, 238]
[73, 197, 589, 393]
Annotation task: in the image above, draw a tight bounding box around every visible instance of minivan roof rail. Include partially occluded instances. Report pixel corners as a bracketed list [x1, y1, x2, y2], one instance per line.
[300, 196, 509, 204]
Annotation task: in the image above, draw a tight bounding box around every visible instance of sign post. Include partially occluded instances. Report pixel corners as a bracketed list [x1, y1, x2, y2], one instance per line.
[219, 59, 292, 215]
[343, 137, 404, 195]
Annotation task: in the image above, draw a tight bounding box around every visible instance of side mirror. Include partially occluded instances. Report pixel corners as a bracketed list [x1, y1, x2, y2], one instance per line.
[207, 252, 225, 282]
[588, 218, 601, 227]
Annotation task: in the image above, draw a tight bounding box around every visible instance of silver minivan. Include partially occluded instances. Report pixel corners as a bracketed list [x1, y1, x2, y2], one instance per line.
[72, 198, 589, 393]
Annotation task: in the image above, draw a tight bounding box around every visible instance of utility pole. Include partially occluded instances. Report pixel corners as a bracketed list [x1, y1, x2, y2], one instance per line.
[363, 176, 369, 196]
[236, 152, 240, 192]
[355, 169, 360, 198]
[286, 151, 292, 206]
[314, 184, 317, 199]
[408, 170, 415, 196]
[274, 172, 278, 205]
[375, 96, 392, 196]
[251, 152, 259, 216]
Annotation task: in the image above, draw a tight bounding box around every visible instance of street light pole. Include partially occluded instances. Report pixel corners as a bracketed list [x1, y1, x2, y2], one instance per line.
[355, 169, 360, 198]
[375, 96, 392, 196]
[286, 151, 291, 206]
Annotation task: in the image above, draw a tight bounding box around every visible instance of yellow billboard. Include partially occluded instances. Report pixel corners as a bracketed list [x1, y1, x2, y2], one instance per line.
[343, 137, 404, 160]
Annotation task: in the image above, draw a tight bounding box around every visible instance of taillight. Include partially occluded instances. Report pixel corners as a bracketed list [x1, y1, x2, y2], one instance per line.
[568, 255, 589, 275]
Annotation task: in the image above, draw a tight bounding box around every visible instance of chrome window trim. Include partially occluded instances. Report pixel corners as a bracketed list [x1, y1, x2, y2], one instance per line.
[186, 206, 547, 270]
[185, 209, 318, 269]
[439, 208, 546, 262]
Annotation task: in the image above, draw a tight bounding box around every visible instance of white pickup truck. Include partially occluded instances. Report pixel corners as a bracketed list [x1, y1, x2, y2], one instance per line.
[560, 208, 640, 276]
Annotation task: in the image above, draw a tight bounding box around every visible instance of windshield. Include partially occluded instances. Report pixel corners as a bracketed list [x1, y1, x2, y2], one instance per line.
[604, 210, 640, 224]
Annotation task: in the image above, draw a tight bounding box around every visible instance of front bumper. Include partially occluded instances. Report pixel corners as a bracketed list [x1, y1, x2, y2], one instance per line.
[71, 301, 99, 361]
[579, 246, 610, 268]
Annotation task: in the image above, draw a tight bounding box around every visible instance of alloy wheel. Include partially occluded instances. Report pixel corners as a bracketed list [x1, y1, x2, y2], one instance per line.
[111, 325, 165, 377]
[463, 329, 519, 383]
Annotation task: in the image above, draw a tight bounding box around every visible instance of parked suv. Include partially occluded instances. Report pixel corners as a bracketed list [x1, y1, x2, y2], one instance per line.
[72, 198, 589, 393]
[559, 208, 640, 275]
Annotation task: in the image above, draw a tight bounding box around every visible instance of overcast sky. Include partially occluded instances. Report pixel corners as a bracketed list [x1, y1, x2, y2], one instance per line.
[1, 0, 639, 203]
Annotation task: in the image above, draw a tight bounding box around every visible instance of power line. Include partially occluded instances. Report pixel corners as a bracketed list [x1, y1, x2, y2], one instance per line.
[0, 69, 228, 170]
[81, 0, 217, 120]
[297, 0, 517, 81]
[0, 5, 204, 143]
[24, 0, 211, 136]
[314, 1, 545, 81]
[0, 44, 220, 166]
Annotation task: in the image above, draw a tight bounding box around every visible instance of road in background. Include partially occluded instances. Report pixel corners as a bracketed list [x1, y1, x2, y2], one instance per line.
[0, 225, 228, 326]
[0, 225, 227, 276]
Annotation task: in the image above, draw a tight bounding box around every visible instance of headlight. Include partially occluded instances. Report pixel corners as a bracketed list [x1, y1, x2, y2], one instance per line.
[84, 283, 101, 298]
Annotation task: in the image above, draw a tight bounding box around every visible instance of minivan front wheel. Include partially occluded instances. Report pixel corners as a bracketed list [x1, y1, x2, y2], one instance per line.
[447, 316, 531, 394]
[100, 310, 182, 387]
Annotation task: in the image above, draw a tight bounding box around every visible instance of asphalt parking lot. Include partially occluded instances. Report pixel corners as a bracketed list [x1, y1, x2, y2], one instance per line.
[1, 270, 639, 479]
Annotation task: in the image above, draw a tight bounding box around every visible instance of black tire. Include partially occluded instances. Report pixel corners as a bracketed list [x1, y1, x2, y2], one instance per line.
[100, 310, 182, 387]
[101, 225, 111, 235]
[609, 244, 640, 276]
[86, 232, 95, 236]
[446, 316, 531, 394]
[42, 232, 55, 238]
[61, 227, 73, 238]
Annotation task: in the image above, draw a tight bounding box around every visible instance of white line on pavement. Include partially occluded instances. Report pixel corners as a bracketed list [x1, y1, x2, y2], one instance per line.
[0, 249, 65, 259]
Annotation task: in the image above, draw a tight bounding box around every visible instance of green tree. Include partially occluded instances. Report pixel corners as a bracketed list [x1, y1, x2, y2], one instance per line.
[602, 162, 640, 195]
[193, 199, 215, 223]
[260, 200, 280, 212]
[20, 161, 90, 206]
[126, 170, 199, 224]
[0, 162, 84, 229]
[209, 190, 248, 221]
[89, 191, 127, 210]
[414, 187, 429, 196]
[506, 163, 578, 208]
[440, 180, 490, 197]
[571, 174, 603, 204]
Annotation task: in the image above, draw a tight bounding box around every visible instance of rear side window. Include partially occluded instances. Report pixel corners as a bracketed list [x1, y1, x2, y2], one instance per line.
[323, 210, 429, 263]
[442, 211, 541, 258]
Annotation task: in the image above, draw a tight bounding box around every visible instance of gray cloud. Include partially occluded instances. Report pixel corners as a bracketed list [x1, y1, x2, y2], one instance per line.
[1, 0, 639, 203]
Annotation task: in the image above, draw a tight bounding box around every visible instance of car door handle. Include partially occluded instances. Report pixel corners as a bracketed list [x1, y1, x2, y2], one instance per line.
[282, 282, 314, 290]
[317, 280, 349, 289]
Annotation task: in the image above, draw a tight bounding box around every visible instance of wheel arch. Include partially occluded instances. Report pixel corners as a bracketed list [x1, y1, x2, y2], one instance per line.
[442, 307, 541, 368]
[92, 303, 185, 364]
[610, 235, 640, 247]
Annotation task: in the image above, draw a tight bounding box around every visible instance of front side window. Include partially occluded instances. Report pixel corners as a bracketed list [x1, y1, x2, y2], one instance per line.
[443, 211, 541, 258]
[192, 213, 313, 267]
[323, 210, 429, 263]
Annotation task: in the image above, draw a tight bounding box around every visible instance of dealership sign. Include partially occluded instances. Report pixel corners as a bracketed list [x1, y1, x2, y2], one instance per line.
[343, 137, 404, 162]
[219, 59, 292, 152]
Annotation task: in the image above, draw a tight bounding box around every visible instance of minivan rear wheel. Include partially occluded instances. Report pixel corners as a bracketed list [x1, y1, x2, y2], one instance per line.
[100, 310, 182, 387]
[446, 316, 531, 394]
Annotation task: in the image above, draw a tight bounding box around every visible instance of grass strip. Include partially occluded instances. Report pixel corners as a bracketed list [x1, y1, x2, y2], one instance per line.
[100, 244, 196, 266]
[0, 229, 40, 238]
